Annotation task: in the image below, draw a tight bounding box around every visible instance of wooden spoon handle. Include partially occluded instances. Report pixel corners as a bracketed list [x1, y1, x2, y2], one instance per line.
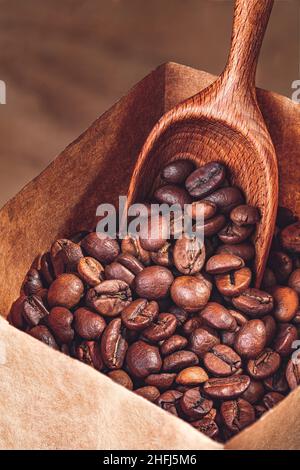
[222, 0, 274, 90]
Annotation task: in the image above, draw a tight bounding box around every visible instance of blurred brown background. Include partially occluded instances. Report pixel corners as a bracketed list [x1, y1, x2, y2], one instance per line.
[0, 0, 299, 207]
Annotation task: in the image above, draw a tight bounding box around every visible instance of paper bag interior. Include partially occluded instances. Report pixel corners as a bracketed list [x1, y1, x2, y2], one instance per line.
[0, 63, 299, 450]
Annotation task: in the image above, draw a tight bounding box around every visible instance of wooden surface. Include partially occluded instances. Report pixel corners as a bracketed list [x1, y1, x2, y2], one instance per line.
[127, 0, 278, 287]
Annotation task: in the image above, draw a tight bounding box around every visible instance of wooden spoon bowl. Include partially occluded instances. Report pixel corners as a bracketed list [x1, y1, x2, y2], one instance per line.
[127, 0, 278, 287]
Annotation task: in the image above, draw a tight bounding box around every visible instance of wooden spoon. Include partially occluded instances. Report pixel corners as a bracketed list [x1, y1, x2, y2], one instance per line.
[127, 0, 278, 287]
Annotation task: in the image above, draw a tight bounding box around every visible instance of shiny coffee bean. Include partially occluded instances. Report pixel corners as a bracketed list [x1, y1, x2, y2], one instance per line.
[264, 367, 288, 393]
[121, 235, 151, 266]
[189, 327, 220, 357]
[156, 390, 183, 416]
[134, 266, 174, 300]
[143, 313, 177, 342]
[218, 223, 253, 245]
[28, 325, 59, 350]
[77, 256, 104, 286]
[180, 387, 213, 419]
[215, 267, 252, 297]
[76, 340, 103, 371]
[187, 200, 217, 221]
[50, 239, 83, 276]
[22, 294, 49, 326]
[145, 373, 176, 390]
[163, 350, 199, 372]
[280, 222, 300, 253]
[170, 274, 212, 312]
[206, 254, 244, 275]
[176, 366, 209, 386]
[121, 298, 159, 331]
[262, 392, 284, 410]
[247, 349, 281, 379]
[9, 295, 27, 330]
[48, 273, 84, 309]
[269, 251, 293, 283]
[73, 307, 106, 340]
[262, 315, 277, 345]
[234, 320, 266, 359]
[108, 370, 133, 390]
[221, 398, 255, 432]
[203, 375, 250, 399]
[23, 268, 44, 295]
[126, 340, 162, 378]
[216, 242, 255, 261]
[105, 253, 143, 287]
[185, 162, 226, 198]
[160, 335, 188, 356]
[154, 184, 191, 208]
[232, 289, 274, 316]
[86, 280, 132, 317]
[139, 215, 169, 252]
[151, 242, 173, 267]
[200, 302, 237, 331]
[191, 418, 219, 439]
[274, 323, 298, 356]
[286, 359, 300, 390]
[230, 205, 260, 227]
[100, 318, 128, 369]
[81, 233, 120, 264]
[135, 386, 160, 402]
[203, 345, 241, 377]
[241, 379, 265, 404]
[162, 159, 195, 185]
[204, 187, 244, 214]
[173, 236, 205, 275]
[202, 214, 226, 237]
[271, 286, 299, 322]
[46, 307, 74, 344]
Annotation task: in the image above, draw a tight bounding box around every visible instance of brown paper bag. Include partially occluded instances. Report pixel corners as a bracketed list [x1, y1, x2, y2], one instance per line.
[0, 63, 300, 450]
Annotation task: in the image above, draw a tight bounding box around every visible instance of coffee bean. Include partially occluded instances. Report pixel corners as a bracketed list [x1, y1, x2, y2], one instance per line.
[280, 222, 300, 253]
[163, 350, 199, 372]
[86, 279, 132, 317]
[154, 184, 191, 208]
[108, 370, 133, 390]
[230, 205, 260, 227]
[170, 274, 212, 312]
[232, 288, 274, 316]
[269, 251, 293, 283]
[28, 325, 59, 350]
[187, 200, 217, 221]
[247, 349, 281, 379]
[262, 315, 277, 345]
[135, 386, 160, 402]
[185, 162, 226, 198]
[180, 387, 213, 419]
[204, 187, 244, 214]
[271, 286, 299, 322]
[286, 359, 300, 390]
[151, 242, 173, 267]
[51, 239, 83, 276]
[77, 257, 104, 286]
[46, 307, 74, 344]
[162, 159, 195, 185]
[190, 327, 220, 357]
[121, 235, 151, 266]
[215, 267, 252, 297]
[200, 302, 237, 331]
[156, 390, 183, 416]
[202, 214, 226, 237]
[262, 392, 284, 410]
[9, 295, 27, 330]
[126, 340, 162, 378]
[218, 223, 253, 245]
[206, 254, 244, 275]
[73, 307, 106, 340]
[203, 375, 250, 399]
[143, 313, 177, 342]
[121, 298, 159, 331]
[160, 335, 188, 356]
[173, 236, 205, 275]
[100, 318, 128, 369]
[48, 273, 84, 309]
[81, 233, 120, 264]
[134, 266, 174, 300]
[40, 252, 55, 285]
[23, 294, 49, 326]
[105, 253, 143, 287]
[145, 373, 176, 390]
[274, 323, 298, 356]
[241, 379, 265, 404]
[76, 340, 103, 371]
[204, 344, 241, 377]
[254, 404, 267, 418]
[262, 268, 277, 289]
[234, 320, 266, 358]
[175, 366, 209, 386]
[23, 268, 44, 295]
[139, 215, 169, 252]
[264, 367, 288, 393]
[221, 398, 255, 432]
[191, 418, 219, 438]
[216, 242, 255, 261]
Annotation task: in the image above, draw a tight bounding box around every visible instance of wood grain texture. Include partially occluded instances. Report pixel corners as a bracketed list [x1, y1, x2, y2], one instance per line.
[127, 0, 278, 287]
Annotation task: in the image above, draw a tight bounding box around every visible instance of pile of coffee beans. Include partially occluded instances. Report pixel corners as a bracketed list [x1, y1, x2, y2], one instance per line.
[9, 160, 300, 442]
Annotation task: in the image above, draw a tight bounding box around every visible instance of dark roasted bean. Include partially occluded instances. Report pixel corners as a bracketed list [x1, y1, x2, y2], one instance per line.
[180, 387, 213, 419]
[203, 344, 241, 377]
[86, 280, 132, 317]
[162, 159, 195, 185]
[232, 288, 274, 316]
[76, 340, 103, 371]
[73, 307, 106, 340]
[143, 313, 177, 342]
[170, 274, 212, 312]
[247, 349, 281, 379]
[156, 390, 183, 416]
[77, 256, 104, 286]
[163, 350, 199, 372]
[206, 254, 244, 275]
[160, 334, 188, 356]
[173, 236, 205, 275]
[203, 375, 250, 399]
[190, 327, 220, 357]
[126, 340, 162, 378]
[121, 298, 159, 331]
[154, 185, 191, 208]
[234, 320, 266, 358]
[185, 162, 226, 198]
[135, 386, 160, 402]
[81, 233, 120, 264]
[215, 267, 252, 297]
[145, 373, 176, 390]
[204, 187, 244, 214]
[28, 325, 59, 350]
[100, 318, 128, 369]
[221, 398, 255, 432]
[46, 307, 74, 344]
[134, 266, 174, 300]
[200, 302, 237, 331]
[108, 370, 133, 390]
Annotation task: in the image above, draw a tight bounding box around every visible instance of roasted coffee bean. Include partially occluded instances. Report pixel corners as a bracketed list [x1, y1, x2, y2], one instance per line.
[180, 387, 213, 419]
[28, 325, 58, 350]
[274, 323, 298, 356]
[143, 313, 177, 342]
[76, 340, 103, 371]
[121, 235, 151, 266]
[50, 239, 81, 276]
[48, 273, 84, 309]
[176, 366, 208, 386]
[170, 274, 212, 312]
[262, 268, 277, 289]
[23, 268, 44, 295]
[73, 307, 106, 340]
[200, 302, 236, 331]
[288, 268, 300, 295]
[187, 200, 217, 221]
[264, 367, 288, 393]
[247, 349, 281, 379]
[203, 375, 250, 399]
[145, 373, 176, 390]
[134, 266, 174, 300]
[182, 317, 203, 336]
[9, 295, 27, 330]
[280, 222, 300, 253]
[191, 418, 219, 439]
[135, 386, 160, 402]
[190, 327, 220, 357]
[108, 370, 133, 390]
[221, 398, 255, 432]
[262, 392, 284, 410]
[86, 280, 132, 317]
[206, 254, 244, 275]
[162, 159, 195, 185]
[262, 315, 277, 345]
[241, 379, 265, 404]
[105, 253, 143, 287]
[46, 307, 74, 344]
[215, 267, 252, 297]
[286, 359, 300, 390]
[204, 345, 241, 377]
[173, 236, 205, 275]
[126, 340, 162, 378]
[269, 251, 293, 283]
[121, 299, 159, 331]
[81, 233, 120, 264]
[154, 184, 191, 208]
[202, 214, 226, 237]
[77, 257, 104, 286]
[160, 335, 188, 356]
[271, 286, 299, 322]
[204, 187, 244, 214]
[185, 162, 226, 198]
[100, 318, 128, 369]
[216, 242, 255, 261]
[22, 294, 49, 326]
[218, 223, 253, 245]
[139, 215, 169, 252]
[232, 288, 274, 316]
[163, 350, 199, 372]
[230, 205, 260, 227]
[40, 252, 55, 285]
[234, 320, 266, 359]
[151, 242, 173, 267]
[156, 390, 183, 416]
